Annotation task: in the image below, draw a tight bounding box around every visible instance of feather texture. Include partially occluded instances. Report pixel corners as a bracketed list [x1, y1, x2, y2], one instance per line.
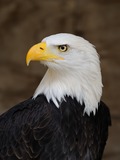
[0, 94, 111, 160]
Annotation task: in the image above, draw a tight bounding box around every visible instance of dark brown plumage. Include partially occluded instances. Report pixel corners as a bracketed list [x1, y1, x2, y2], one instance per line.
[0, 94, 111, 160]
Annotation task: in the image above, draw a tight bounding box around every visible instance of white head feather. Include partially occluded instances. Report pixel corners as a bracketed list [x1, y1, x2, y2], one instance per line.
[33, 33, 103, 115]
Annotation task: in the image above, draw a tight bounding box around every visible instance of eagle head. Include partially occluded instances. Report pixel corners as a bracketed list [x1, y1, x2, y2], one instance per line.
[26, 33, 103, 115]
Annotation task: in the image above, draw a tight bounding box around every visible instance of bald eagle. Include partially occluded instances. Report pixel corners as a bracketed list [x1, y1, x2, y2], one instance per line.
[0, 33, 111, 160]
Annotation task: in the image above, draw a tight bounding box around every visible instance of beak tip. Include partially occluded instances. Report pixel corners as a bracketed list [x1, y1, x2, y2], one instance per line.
[26, 59, 30, 66]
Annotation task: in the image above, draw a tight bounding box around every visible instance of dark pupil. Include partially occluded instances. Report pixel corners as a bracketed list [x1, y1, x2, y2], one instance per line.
[61, 46, 65, 50]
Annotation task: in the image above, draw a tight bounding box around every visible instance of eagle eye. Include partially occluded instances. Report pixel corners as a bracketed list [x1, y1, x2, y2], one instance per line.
[58, 45, 68, 52]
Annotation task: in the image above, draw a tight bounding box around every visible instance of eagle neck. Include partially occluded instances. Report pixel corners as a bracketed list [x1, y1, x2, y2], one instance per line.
[33, 67, 102, 116]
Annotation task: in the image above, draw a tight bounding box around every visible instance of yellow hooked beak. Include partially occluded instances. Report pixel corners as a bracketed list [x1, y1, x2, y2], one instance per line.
[26, 42, 64, 66]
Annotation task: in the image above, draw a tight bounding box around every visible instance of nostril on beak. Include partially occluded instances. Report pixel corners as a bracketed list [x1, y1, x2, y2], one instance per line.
[40, 47, 44, 50]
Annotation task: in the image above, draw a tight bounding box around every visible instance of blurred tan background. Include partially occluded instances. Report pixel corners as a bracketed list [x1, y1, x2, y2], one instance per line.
[0, 0, 120, 159]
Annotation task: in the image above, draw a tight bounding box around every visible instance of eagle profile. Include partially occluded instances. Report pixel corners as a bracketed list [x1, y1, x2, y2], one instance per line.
[0, 33, 111, 160]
